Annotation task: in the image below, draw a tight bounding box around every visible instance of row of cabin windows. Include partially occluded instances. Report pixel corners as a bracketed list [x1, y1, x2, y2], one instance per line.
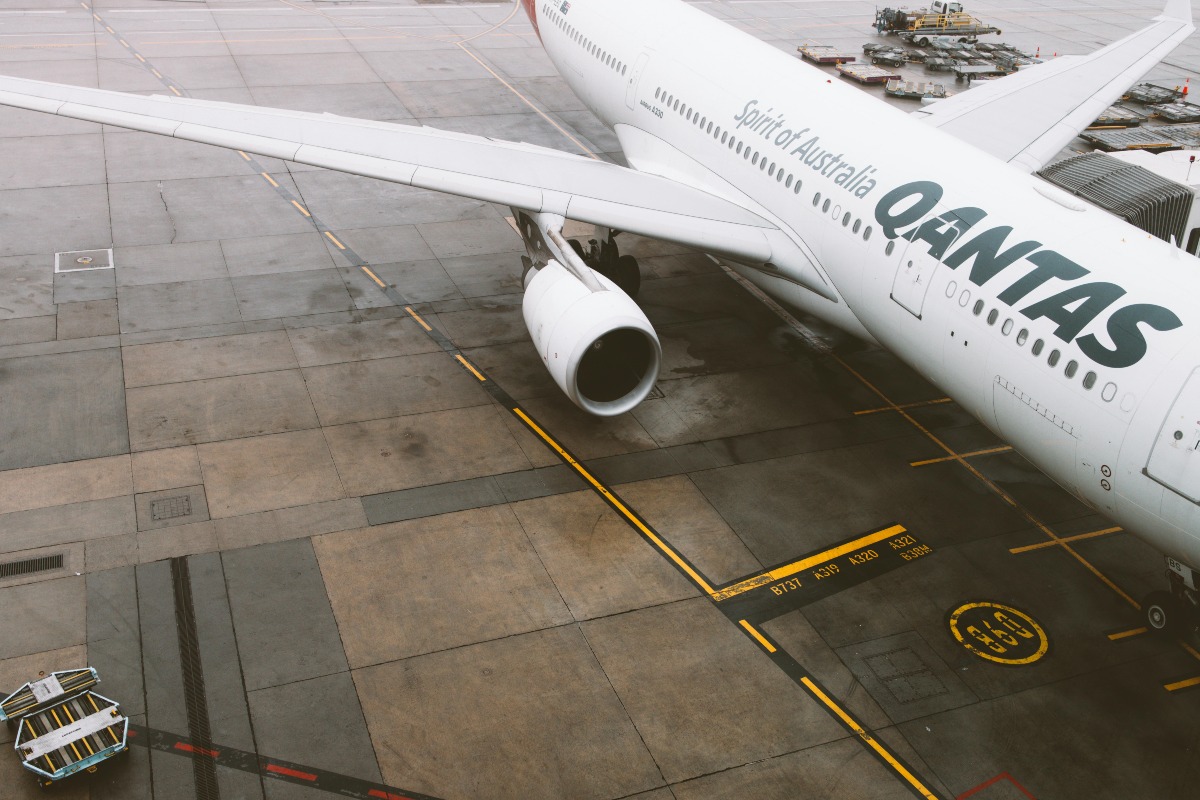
[543, 5, 627, 76]
[652, 87, 873, 243]
[946, 280, 1119, 402]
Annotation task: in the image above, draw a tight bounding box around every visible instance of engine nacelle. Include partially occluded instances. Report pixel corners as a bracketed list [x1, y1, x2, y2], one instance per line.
[522, 260, 661, 417]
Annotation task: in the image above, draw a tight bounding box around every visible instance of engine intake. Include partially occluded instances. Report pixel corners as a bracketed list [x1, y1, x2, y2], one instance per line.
[522, 260, 661, 416]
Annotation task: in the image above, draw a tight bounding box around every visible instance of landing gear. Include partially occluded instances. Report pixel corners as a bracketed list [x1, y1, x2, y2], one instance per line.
[567, 230, 641, 298]
[1143, 557, 1200, 636]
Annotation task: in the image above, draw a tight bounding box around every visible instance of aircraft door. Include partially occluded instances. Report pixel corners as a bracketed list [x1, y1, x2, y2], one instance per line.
[626, 52, 651, 110]
[1146, 367, 1200, 503]
[890, 206, 981, 319]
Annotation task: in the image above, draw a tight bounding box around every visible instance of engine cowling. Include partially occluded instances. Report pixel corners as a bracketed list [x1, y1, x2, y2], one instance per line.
[522, 260, 661, 417]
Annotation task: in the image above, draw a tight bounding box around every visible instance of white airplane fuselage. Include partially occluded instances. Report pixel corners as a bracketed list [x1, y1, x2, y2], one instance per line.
[524, 0, 1200, 567]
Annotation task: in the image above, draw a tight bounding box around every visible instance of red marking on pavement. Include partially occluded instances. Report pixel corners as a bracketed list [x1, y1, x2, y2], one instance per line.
[266, 763, 318, 782]
[958, 772, 1036, 799]
[370, 790, 412, 800]
[174, 742, 219, 758]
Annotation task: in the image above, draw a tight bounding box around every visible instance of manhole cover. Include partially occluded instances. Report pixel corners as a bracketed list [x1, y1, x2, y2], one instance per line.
[55, 248, 114, 273]
[151, 495, 192, 522]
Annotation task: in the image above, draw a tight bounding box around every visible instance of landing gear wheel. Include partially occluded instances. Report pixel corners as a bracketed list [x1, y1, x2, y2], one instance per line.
[916, 36, 930, 47]
[614, 255, 641, 298]
[1144, 591, 1178, 635]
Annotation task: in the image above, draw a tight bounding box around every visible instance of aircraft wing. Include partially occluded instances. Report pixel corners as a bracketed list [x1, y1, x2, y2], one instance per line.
[0, 75, 779, 265]
[911, 0, 1195, 173]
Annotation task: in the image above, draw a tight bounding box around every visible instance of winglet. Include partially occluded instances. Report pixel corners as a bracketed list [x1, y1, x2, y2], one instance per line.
[1161, 0, 1193, 23]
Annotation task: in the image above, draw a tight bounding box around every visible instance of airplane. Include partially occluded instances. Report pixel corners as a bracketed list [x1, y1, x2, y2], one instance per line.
[1, 0, 1199, 632]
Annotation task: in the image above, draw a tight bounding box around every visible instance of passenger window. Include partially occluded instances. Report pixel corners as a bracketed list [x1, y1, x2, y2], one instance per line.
[863, 226, 872, 241]
[973, 299, 984, 316]
[886, 240, 895, 255]
[813, 192, 821, 206]
[822, 198, 831, 212]
[1016, 328, 1028, 345]
[842, 212, 851, 227]
[1102, 381, 1117, 401]
[1065, 360, 1078, 378]
[852, 219, 861, 233]
[752, 153, 759, 166]
[736, 142, 743, 155]
[785, 175, 793, 188]
[1001, 319, 1013, 335]
[1032, 339, 1044, 356]
[794, 180, 803, 195]
[958, 288, 970, 306]
[1188, 227, 1200, 255]
[987, 309, 998, 325]
[1048, 349, 1061, 367]
[945, 281, 957, 297]
[1083, 371, 1097, 389]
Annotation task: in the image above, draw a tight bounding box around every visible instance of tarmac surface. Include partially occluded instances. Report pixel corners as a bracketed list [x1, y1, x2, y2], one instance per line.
[1, 1, 1199, 799]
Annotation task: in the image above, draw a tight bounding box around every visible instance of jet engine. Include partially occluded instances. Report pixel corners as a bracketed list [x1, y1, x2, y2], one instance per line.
[522, 260, 661, 417]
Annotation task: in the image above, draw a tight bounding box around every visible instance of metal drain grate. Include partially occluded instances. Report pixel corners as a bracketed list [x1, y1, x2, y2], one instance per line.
[0, 553, 65, 580]
[865, 646, 948, 704]
[151, 495, 192, 522]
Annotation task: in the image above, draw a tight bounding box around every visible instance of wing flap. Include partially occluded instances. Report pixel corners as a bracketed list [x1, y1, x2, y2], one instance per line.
[913, 1, 1195, 172]
[0, 75, 778, 264]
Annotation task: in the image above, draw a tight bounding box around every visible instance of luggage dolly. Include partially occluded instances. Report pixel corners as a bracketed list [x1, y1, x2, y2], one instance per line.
[0, 667, 129, 791]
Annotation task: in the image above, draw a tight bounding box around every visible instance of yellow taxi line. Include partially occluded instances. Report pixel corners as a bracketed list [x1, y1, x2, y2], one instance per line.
[910, 445, 1012, 468]
[1009, 527, 1122, 555]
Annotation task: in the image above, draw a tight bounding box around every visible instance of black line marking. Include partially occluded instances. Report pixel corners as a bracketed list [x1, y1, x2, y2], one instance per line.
[127, 724, 442, 800]
[170, 557, 220, 800]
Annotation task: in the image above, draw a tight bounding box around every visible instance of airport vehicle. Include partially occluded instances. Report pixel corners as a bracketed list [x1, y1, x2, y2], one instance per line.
[0, 668, 129, 790]
[875, 3, 1001, 46]
[0, 0, 1198, 629]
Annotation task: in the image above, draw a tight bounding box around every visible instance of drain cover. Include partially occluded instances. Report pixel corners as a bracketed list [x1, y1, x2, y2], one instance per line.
[55, 248, 114, 273]
[151, 495, 192, 522]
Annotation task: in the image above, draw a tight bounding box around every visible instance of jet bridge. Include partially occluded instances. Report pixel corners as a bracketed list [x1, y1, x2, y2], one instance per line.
[1037, 151, 1196, 249]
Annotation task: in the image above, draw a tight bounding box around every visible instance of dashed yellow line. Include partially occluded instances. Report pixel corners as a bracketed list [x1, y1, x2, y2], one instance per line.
[118, 39, 128, 48]
[404, 306, 432, 331]
[455, 354, 486, 382]
[1009, 527, 1123, 555]
[739, 620, 776, 652]
[261, 172, 279, 188]
[93, 13, 101, 21]
[238, 151, 251, 161]
[151, 69, 162, 79]
[168, 86, 181, 96]
[361, 266, 385, 288]
[711, 525, 906, 601]
[324, 231, 346, 250]
[801, 677, 939, 799]
[135, 54, 145, 63]
[291, 200, 310, 217]
[910, 445, 1012, 468]
[105, 27, 114, 34]
[1108, 627, 1147, 641]
[513, 406, 717, 595]
[1165, 675, 1200, 692]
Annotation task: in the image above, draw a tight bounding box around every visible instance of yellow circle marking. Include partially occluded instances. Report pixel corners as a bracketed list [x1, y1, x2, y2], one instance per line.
[949, 601, 1048, 665]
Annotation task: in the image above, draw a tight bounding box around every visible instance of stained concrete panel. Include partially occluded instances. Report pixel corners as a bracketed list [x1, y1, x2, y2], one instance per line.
[213, 498, 366, 552]
[0, 315, 56, 346]
[431, 304, 527, 348]
[130, 446, 201, 494]
[122, 330, 298, 388]
[386, 78, 532, 117]
[113, 240, 230, 287]
[415, 217, 523, 260]
[214, 232, 334, 281]
[248, 82, 413, 119]
[512, 395, 661, 460]
[0, 185, 112, 258]
[234, 52, 381, 86]
[231, 269, 356, 320]
[117, 278, 243, 333]
[54, 266, 116, 304]
[314, 505, 572, 666]
[198, 429, 345, 519]
[248, 672, 381, 797]
[303, 351, 489, 426]
[312, 225, 434, 266]
[323, 405, 532, 497]
[0, 577, 85, 660]
[0, 496, 135, 555]
[511, 489, 700, 621]
[0, 348, 129, 470]
[0, 256, 55, 320]
[126, 370, 319, 451]
[56, 298, 119, 339]
[354, 626, 663, 800]
[352, 260, 460, 305]
[109, 176, 312, 248]
[361, 48, 488, 82]
[286, 317, 440, 368]
[223, 539, 348, 690]
[0, 134, 105, 189]
[103, 131, 269, 184]
[0, 453, 132, 516]
[581, 598, 847, 783]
